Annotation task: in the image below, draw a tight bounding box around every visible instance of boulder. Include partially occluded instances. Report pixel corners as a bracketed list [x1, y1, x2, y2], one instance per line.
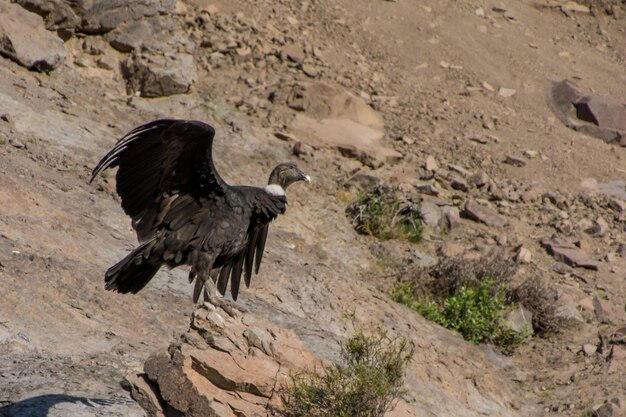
[463, 199, 508, 227]
[72, 0, 176, 34]
[14, 0, 80, 31]
[541, 236, 600, 271]
[107, 15, 182, 53]
[285, 82, 400, 167]
[125, 302, 321, 416]
[0, 2, 66, 71]
[14, 0, 176, 35]
[549, 80, 626, 146]
[122, 52, 197, 97]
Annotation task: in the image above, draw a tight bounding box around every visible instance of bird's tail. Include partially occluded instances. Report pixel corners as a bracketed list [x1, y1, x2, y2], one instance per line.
[104, 240, 161, 294]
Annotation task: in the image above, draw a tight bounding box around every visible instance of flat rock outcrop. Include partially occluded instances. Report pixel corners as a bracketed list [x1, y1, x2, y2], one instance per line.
[124, 301, 320, 417]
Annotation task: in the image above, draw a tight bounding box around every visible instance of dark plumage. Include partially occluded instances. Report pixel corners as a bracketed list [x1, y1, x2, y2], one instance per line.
[91, 119, 309, 301]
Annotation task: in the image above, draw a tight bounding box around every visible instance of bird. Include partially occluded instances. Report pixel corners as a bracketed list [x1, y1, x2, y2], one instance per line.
[90, 118, 310, 302]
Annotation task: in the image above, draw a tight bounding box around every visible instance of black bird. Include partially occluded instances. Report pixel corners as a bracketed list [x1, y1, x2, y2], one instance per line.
[90, 119, 310, 301]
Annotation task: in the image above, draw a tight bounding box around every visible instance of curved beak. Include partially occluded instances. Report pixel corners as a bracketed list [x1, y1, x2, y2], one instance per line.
[297, 169, 311, 183]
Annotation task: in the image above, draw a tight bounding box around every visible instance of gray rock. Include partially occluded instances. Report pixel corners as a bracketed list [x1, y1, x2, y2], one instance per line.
[469, 171, 490, 187]
[463, 199, 508, 227]
[608, 198, 626, 213]
[441, 206, 462, 231]
[575, 95, 626, 133]
[582, 343, 597, 356]
[593, 296, 613, 323]
[73, 0, 176, 34]
[549, 79, 626, 145]
[420, 200, 443, 229]
[585, 216, 609, 237]
[425, 155, 439, 172]
[515, 246, 532, 264]
[0, 2, 66, 71]
[504, 155, 526, 167]
[14, 0, 80, 31]
[505, 306, 533, 334]
[451, 176, 470, 192]
[107, 16, 177, 53]
[541, 237, 600, 271]
[122, 52, 197, 97]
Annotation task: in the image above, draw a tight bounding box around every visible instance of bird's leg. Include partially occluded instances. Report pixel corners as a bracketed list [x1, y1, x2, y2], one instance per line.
[189, 250, 216, 303]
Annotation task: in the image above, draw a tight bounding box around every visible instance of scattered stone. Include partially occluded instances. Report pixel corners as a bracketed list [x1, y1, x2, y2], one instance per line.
[617, 244, 626, 258]
[505, 306, 533, 334]
[274, 131, 297, 142]
[283, 44, 305, 65]
[515, 246, 532, 264]
[425, 155, 439, 172]
[541, 236, 600, 270]
[9, 139, 26, 149]
[482, 81, 495, 92]
[585, 216, 609, 237]
[592, 398, 624, 417]
[96, 55, 116, 70]
[414, 180, 441, 196]
[439, 242, 465, 258]
[448, 164, 473, 178]
[523, 150, 538, 159]
[608, 198, 626, 213]
[582, 343, 597, 356]
[561, 2, 591, 14]
[451, 177, 469, 192]
[469, 171, 490, 187]
[122, 52, 197, 97]
[610, 326, 626, 345]
[593, 296, 613, 323]
[463, 199, 508, 227]
[498, 87, 517, 97]
[504, 155, 527, 167]
[302, 64, 318, 77]
[0, 2, 66, 71]
[441, 206, 462, 231]
[468, 135, 488, 144]
[575, 238, 591, 250]
[420, 200, 442, 229]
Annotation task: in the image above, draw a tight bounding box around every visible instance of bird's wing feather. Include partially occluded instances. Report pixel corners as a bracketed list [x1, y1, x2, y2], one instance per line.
[210, 187, 286, 301]
[91, 119, 228, 241]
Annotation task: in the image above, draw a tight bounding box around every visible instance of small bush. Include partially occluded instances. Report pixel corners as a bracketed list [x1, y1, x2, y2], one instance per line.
[391, 277, 530, 354]
[278, 331, 413, 417]
[509, 276, 563, 335]
[427, 255, 517, 298]
[346, 185, 422, 243]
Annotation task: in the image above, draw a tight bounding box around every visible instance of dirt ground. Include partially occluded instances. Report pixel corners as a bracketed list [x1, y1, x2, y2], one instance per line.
[0, 0, 625, 416]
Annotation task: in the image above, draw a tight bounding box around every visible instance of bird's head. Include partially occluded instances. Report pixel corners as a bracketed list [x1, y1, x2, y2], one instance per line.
[268, 162, 310, 189]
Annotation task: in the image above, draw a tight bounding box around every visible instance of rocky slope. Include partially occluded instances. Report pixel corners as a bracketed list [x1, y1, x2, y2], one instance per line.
[0, 0, 625, 416]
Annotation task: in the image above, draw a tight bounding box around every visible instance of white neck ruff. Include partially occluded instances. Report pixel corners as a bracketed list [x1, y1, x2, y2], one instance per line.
[264, 184, 286, 196]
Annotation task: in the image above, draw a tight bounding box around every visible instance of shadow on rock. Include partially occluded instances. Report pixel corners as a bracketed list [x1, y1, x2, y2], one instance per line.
[0, 394, 116, 417]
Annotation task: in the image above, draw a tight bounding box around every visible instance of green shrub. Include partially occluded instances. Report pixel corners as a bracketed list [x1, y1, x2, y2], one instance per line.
[278, 331, 413, 417]
[391, 278, 530, 354]
[346, 185, 422, 243]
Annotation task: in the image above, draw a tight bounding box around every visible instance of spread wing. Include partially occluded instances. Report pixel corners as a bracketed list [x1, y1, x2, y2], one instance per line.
[91, 119, 229, 242]
[216, 187, 287, 301]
